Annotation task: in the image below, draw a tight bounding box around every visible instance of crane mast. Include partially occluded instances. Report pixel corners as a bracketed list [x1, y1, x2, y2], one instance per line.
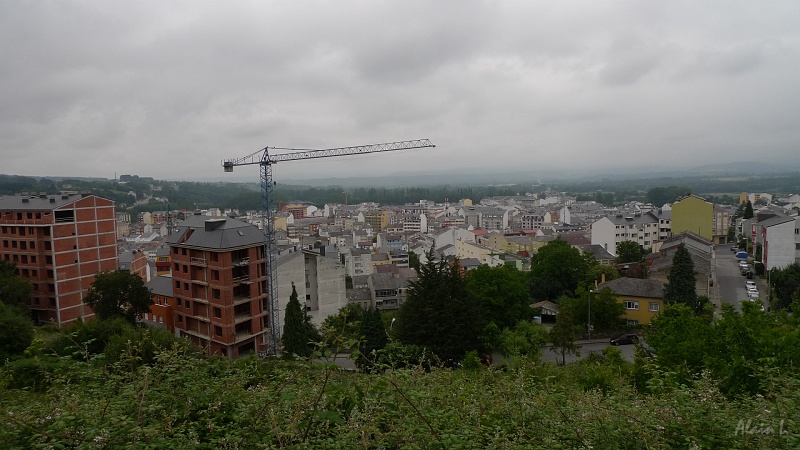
[223, 139, 435, 356]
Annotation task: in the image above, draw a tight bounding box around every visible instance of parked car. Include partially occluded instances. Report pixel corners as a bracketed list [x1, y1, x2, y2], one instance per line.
[731, 246, 738, 252]
[610, 333, 639, 346]
[745, 280, 756, 288]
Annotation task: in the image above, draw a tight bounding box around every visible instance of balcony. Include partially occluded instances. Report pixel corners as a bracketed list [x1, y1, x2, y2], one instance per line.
[190, 257, 207, 266]
[232, 257, 250, 267]
[232, 275, 251, 285]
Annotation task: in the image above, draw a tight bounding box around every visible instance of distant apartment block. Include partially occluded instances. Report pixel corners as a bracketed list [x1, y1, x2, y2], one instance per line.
[0, 193, 118, 326]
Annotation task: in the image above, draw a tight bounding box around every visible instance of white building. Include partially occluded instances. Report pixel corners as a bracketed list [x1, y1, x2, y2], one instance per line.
[276, 249, 346, 327]
[761, 216, 798, 271]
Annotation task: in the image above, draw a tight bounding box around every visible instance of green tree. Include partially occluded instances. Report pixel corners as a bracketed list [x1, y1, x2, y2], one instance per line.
[663, 245, 699, 311]
[282, 283, 312, 358]
[559, 288, 626, 335]
[408, 251, 421, 272]
[465, 265, 531, 330]
[0, 261, 33, 310]
[0, 302, 34, 360]
[357, 308, 388, 371]
[646, 186, 691, 206]
[743, 200, 754, 219]
[771, 263, 800, 310]
[615, 241, 644, 264]
[395, 250, 484, 365]
[321, 303, 365, 346]
[529, 239, 589, 301]
[646, 304, 712, 374]
[83, 270, 152, 324]
[549, 305, 580, 366]
[498, 320, 548, 359]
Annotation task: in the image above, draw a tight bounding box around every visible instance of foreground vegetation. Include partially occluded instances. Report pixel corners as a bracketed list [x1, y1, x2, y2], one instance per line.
[2, 344, 799, 449]
[3, 298, 800, 449]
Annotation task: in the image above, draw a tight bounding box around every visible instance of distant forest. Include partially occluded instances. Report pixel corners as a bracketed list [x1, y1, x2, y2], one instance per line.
[1, 172, 799, 214]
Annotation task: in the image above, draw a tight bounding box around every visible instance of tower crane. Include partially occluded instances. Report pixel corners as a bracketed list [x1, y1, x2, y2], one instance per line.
[222, 139, 435, 356]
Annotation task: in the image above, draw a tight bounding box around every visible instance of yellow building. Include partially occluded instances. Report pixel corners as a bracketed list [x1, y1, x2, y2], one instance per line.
[596, 278, 665, 325]
[671, 195, 714, 241]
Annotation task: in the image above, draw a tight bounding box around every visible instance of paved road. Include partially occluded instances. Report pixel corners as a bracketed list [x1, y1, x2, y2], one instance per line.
[540, 339, 637, 364]
[714, 244, 757, 312]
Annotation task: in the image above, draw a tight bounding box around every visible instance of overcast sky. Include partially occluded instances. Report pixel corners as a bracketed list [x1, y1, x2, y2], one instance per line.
[2, 1, 799, 183]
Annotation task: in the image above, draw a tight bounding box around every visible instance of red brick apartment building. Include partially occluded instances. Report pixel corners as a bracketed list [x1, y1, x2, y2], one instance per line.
[167, 215, 269, 358]
[0, 193, 117, 325]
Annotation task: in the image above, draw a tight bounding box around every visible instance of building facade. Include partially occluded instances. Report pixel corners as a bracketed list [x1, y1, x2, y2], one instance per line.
[671, 195, 714, 241]
[0, 193, 117, 326]
[167, 216, 269, 358]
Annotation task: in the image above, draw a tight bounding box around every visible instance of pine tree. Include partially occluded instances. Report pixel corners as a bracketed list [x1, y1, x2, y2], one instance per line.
[395, 249, 484, 365]
[282, 283, 311, 358]
[357, 308, 388, 371]
[743, 200, 754, 219]
[664, 244, 699, 311]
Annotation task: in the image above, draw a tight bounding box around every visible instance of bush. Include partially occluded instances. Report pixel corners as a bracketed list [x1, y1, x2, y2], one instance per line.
[3, 356, 63, 391]
[0, 303, 34, 361]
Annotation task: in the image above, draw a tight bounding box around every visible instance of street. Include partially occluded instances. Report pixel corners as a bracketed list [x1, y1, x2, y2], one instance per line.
[540, 339, 638, 364]
[714, 244, 759, 312]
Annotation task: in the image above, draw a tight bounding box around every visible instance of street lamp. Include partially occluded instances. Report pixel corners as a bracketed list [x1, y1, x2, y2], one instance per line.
[588, 290, 594, 340]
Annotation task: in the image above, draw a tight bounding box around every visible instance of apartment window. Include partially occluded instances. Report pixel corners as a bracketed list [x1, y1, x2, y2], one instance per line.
[211, 270, 219, 281]
[213, 289, 221, 300]
[183, 283, 188, 291]
[174, 263, 179, 272]
[26, 212, 32, 219]
[30, 241, 34, 249]
[177, 314, 183, 323]
[45, 241, 51, 250]
[2, 240, 6, 248]
[47, 269, 53, 278]
[35, 212, 41, 219]
[173, 247, 179, 255]
[213, 307, 222, 318]
[185, 300, 191, 310]
[182, 265, 188, 273]
[626, 319, 640, 326]
[177, 298, 182, 306]
[175, 280, 180, 289]
[625, 301, 639, 311]
[214, 326, 222, 336]
[649, 302, 660, 312]
[211, 253, 219, 262]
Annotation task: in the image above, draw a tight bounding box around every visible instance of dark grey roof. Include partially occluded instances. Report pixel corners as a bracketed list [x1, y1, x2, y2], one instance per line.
[155, 246, 171, 256]
[759, 215, 795, 228]
[597, 277, 665, 299]
[371, 253, 389, 262]
[371, 273, 410, 290]
[580, 244, 615, 260]
[0, 192, 95, 211]
[459, 258, 482, 268]
[166, 215, 263, 250]
[145, 275, 174, 297]
[347, 287, 372, 302]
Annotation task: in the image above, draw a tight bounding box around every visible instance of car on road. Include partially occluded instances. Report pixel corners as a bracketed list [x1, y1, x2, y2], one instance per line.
[610, 333, 639, 346]
[745, 280, 756, 287]
[748, 291, 760, 300]
[731, 246, 738, 252]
